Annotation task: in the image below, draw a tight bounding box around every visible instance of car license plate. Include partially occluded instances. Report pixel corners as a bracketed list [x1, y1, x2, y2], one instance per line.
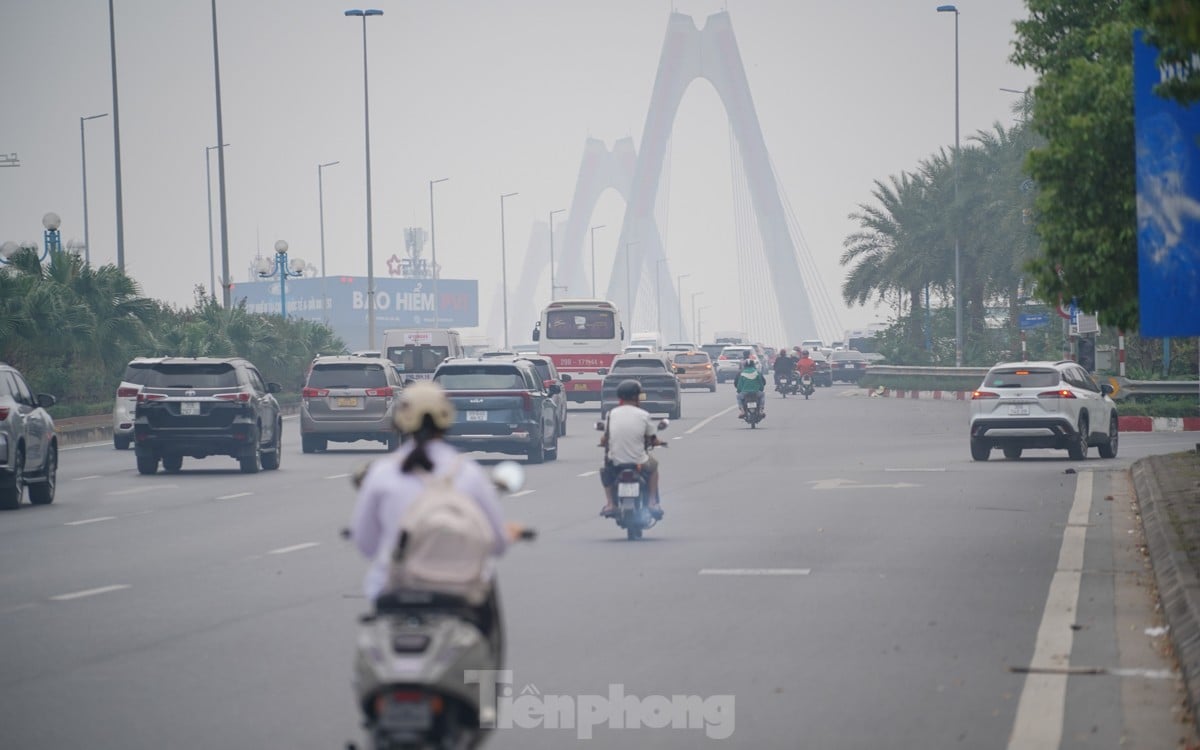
[378, 698, 433, 731]
[466, 411, 487, 421]
[1008, 405, 1030, 416]
[336, 397, 360, 408]
[574, 382, 588, 390]
[618, 482, 640, 498]
[180, 401, 200, 416]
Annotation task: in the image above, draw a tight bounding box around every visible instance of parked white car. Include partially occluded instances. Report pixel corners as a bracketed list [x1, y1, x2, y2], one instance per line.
[968, 360, 1118, 461]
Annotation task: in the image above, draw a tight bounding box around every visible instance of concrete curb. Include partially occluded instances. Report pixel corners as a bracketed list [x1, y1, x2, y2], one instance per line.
[1132, 455, 1200, 730]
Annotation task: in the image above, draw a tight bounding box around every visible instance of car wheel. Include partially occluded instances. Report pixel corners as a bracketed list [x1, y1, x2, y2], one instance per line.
[261, 421, 282, 470]
[1067, 416, 1088, 460]
[526, 431, 546, 465]
[558, 413, 567, 437]
[1002, 447, 1022, 460]
[136, 453, 159, 475]
[709, 383, 717, 392]
[302, 435, 318, 454]
[546, 431, 559, 461]
[114, 435, 131, 451]
[669, 403, 681, 420]
[970, 438, 990, 462]
[386, 433, 400, 452]
[240, 431, 262, 474]
[28, 443, 57, 506]
[1098, 414, 1119, 459]
[0, 446, 25, 510]
[162, 455, 184, 473]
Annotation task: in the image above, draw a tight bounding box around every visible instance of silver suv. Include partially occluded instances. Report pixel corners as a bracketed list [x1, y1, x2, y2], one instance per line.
[968, 361, 1118, 461]
[0, 363, 58, 509]
[301, 355, 404, 453]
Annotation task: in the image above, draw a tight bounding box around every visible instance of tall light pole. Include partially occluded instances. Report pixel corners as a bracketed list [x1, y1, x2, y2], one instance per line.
[430, 177, 449, 328]
[346, 8, 383, 347]
[318, 160, 340, 323]
[548, 208, 565, 300]
[205, 143, 229, 301]
[655, 258, 668, 334]
[625, 241, 638, 332]
[79, 113, 108, 266]
[211, 0, 233, 306]
[107, 0, 126, 272]
[589, 224, 605, 298]
[937, 4, 962, 367]
[676, 273, 690, 341]
[500, 191, 518, 348]
[696, 305, 711, 345]
[691, 290, 704, 344]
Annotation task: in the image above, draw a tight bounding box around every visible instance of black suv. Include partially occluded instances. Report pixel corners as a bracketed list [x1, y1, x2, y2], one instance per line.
[132, 357, 283, 474]
[432, 358, 560, 464]
[599, 353, 682, 419]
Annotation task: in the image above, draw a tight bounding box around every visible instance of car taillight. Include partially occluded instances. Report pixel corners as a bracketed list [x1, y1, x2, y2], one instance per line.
[137, 393, 166, 402]
[718, 355, 727, 360]
[0, 407, 8, 421]
[365, 387, 394, 397]
[117, 387, 139, 398]
[1038, 389, 1076, 399]
[302, 387, 329, 398]
[215, 392, 252, 402]
[521, 393, 533, 413]
[971, 390, 999, 400]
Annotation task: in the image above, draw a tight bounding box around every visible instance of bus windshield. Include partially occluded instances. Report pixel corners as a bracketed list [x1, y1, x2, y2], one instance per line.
[545, 309, 615, 340]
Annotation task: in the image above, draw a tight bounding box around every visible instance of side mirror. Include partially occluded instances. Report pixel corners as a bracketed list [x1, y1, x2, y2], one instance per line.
[531, 323, 541, 342]
[266, 382, 282, 394]
[560, 373, 572, 383]
[36, 393, 56, 409]
[657, 419, 670, 431]
[1101, 383, 1114, 396]
[548, 384, 562, 395]
[492, 460, 525, 493]
[673, 366, 683, 375]
[595, 421, 606, 431]
[598, 368, 609, 376]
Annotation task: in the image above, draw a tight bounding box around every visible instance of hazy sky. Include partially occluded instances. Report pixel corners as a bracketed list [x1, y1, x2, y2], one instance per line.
[1, 0, 1035, 344]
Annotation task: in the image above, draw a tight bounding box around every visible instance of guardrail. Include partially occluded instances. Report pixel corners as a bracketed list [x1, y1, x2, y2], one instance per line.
[1110, 377, 1200, 400]
[862, 365, 1198, 401]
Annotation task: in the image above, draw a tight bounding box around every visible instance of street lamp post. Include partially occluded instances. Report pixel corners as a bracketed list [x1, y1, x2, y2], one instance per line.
[430, 177, 449, 327]
[589, 224, 605, 298]
[500, 191, 518, 349]
[318, 160, 340, 323]
[205, 143, 229, 301]
[210, 0, 233, 306]
[696, 305, 711, 345]
[549, 209, 565, 301]
[937, 3, 963, 367]
[108, 0, 126, 272]
[257, 240, 305, 319]
[346, 8, 384, 348]
[0, 240, 45, 265]
[79, 113, 108, 266]
[42, 212, 62, 256]
[676, 273, 690, 341]
[655, 259, 668, 334]
[691, 291, 704, 344]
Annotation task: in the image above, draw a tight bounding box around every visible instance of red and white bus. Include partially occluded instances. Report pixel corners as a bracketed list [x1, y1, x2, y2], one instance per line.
[532, 299, 624, 403]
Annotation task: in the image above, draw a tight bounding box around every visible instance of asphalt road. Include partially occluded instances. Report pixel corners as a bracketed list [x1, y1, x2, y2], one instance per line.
[0, 385, 1195, 749]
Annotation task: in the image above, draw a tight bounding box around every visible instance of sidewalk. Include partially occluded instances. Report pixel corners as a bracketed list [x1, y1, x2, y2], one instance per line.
[1133, 447, 1200, 731]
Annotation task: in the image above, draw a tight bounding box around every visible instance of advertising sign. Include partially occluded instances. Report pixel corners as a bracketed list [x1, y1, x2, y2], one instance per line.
[1018, 312, 1050, 330]
[231, 276, 479, 350]
[1134, 31, 1200, 336]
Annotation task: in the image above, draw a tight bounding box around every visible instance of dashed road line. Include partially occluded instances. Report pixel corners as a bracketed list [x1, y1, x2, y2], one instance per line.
[74, 474, 104, 481]
[577, 471, 598, 478]
[325, 473, 351, 480]
[216, 492, 253, 501]
[685, 405, 738, 435]
[51, 584, 131, 601]
[884, 468, 947, 473]
[269, 542, 320, 555]
[107, 484, 176, 496]
[64, 516, 117, 526]
[699, 568, 811, 576]
[508, 490, 536, 498]
[0, 603, 38, 615]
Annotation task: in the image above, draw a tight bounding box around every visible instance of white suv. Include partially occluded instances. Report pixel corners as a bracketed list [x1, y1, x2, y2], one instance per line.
[968, 361, 1118, 461]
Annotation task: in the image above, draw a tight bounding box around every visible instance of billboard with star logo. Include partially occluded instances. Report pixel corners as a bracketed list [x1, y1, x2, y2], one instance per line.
[231, 276, 478, 350]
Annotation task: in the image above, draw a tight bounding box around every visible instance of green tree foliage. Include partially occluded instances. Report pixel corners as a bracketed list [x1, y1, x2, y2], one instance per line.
[1141, 0, 1200, 105]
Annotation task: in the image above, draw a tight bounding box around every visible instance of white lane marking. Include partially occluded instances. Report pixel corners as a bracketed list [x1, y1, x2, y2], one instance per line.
[577, 471, 598, 478]
[268, 542, 320, 555]
[809, 478, 919, 490]
[74, 474, 104, 481]
[699, 568, 811, 576]
[107, 484, 176, 496]
[1007, 471, 1093, 750]
[216, 492, 253, 500]
[883, 468, 946, 473]
[64, 516, 117, 526]
[685, 405, 738, 435]
[51, 584, 131, 601]
[325, 473, 351, 480]
[62, 440, 115, 451]
[0, 603, 38, 615]
[508, 490, 536, 498]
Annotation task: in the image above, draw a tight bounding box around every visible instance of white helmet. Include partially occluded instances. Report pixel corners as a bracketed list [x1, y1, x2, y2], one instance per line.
[392, 381, 456, 433]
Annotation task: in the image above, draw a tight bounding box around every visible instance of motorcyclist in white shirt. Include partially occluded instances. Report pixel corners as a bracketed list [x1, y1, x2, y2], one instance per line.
[599, 379, 667, 519]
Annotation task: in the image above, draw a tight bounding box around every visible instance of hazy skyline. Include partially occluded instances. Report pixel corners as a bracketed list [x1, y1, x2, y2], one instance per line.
[1, 0, 1035, 343]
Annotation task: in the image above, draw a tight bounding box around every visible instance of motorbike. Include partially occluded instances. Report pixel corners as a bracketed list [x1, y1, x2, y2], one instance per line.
[347, 461, 534, 750]
[774, 372, 799, 398]
[799, 373, 815, 400]
[596, 417, 669, 541]
[741, 392, 765, 428]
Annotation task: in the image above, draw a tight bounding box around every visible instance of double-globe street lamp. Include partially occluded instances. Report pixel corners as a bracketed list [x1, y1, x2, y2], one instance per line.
[256, 240, 305, 319]
[1, 212, 64, 266]
[936, 3, 963, 367]
[346, 8, 383, 348]
[79, 113, 108, 266]
[500, 191, 518, 349]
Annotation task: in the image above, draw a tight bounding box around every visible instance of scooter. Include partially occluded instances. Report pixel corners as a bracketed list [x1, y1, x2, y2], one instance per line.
[775, 373, 800, 398]
[346, 461, 534, 750]
[741, 392, 766, 428]
[799, 373, 815, 400]
[597, 418, 669, 541]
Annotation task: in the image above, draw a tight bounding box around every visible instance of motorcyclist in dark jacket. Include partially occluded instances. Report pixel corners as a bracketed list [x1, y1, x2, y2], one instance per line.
[772, 345, 796, 387]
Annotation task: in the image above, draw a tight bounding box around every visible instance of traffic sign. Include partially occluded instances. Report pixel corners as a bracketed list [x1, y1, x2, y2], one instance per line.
[1019, 312, 1050, 330]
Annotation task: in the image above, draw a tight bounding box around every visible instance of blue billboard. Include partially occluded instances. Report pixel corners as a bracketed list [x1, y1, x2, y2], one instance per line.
[232, 276, 478, 350]
[1134, 31, 1200, 337]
